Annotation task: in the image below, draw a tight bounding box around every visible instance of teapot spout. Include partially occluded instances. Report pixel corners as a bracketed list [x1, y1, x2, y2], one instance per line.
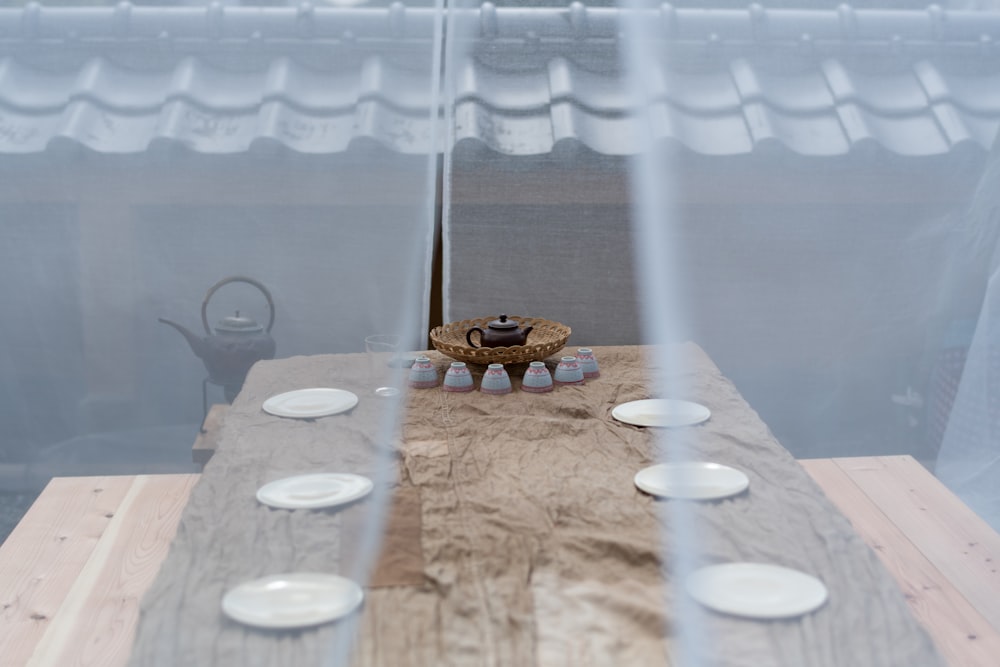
[158, 318, 208, 359]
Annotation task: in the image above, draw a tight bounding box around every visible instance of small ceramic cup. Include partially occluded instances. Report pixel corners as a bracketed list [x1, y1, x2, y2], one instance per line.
[480, 363, 512, 395]
[408, 355, 439, 389]
[521, 361, 554, 393]
[576, 348, 600, 379]
[553, 356, 585, 386]
[442, 361, 475, 392]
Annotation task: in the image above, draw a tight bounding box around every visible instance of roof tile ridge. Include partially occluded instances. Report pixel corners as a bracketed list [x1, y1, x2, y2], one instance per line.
[1, 4, 999, 47]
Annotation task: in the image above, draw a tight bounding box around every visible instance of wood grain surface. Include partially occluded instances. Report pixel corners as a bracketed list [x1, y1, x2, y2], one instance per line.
[0, 474, 197, 667]
[801, 456, 1000, 667]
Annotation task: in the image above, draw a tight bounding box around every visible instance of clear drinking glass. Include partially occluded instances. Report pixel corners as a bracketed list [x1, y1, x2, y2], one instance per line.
[365, 334, 404, 398]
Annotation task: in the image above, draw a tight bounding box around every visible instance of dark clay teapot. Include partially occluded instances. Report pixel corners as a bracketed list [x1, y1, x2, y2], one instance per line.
[159, 276, 276, 389]
[466, 314, 533, 348]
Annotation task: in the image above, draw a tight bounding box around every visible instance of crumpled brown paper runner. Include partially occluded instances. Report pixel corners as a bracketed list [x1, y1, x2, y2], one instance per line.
[129, 345, 942, 667]
[342, 487, 423, 588]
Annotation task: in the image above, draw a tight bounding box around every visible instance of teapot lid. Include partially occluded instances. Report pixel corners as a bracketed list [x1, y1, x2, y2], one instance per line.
[215, 310, 264, 334]
[488, 314, 518, 329]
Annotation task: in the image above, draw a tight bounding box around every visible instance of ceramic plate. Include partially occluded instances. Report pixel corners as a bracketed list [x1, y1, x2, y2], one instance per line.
[222, 573, 364, 629]
[685, 563, 828, 620]
[612, 399, 710, 428]
[262, 388, 359, 419]
[256, 473, 373, 510]
[634, 462, 749, 500]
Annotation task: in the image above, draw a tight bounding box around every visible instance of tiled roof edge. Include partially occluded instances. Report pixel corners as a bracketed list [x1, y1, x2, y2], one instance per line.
[0, 3, 999, 50]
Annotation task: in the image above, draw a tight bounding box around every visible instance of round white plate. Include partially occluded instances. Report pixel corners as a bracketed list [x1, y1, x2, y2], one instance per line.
[222, 573, 363, 629]
[262, 388, 359, 419]
[612, 399, 710, 428]
[634, 462, 749, 500]
[256, 473, 373, 510]
[685, 563, 828, 620]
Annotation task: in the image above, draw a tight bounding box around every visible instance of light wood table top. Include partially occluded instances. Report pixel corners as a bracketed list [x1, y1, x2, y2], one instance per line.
[4, 459, 999, 665]
[0, 474, 196, 667]
[801, 455, 1000, 667]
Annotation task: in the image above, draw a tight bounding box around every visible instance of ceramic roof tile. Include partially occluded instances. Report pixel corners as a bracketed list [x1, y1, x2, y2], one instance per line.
[746, 68, 835, 114]
[850, 107, 953, 156]
[656, 69, 743, 115]
[742, 101, 780, 147]
[0, 4, 999, 158]
[0, 59, 81, 110]
[257, 101, 356, 153]
[848, 69, 931, 115]
[927, 69, 1000, 114]
[729, 59, 764, 103]
[744, 103, 854, 156]
[834, 102, 878, 147]
[547, 58, 632, 114]
[931, 102, 976, 147]
[0, 107, 57, 152]
[821, 60, 859, 103]
[74, 59, 174, 112]
[454, 101, 552, 156]
[651, 106, 756, 156]
[455, 60, 551, 111]
[559, 103, 641, 155]
[913, 60, 952, 104]
[822, 60, 933, 113]
[955, 112, 1000, 148]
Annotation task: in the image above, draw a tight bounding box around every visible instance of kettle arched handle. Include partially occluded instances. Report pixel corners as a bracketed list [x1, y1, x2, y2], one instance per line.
[201, 276, 276, 335]
[466, 326, 485, 348]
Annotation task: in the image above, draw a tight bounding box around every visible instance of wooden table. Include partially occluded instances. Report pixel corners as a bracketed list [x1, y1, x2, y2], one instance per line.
[3, 346, 993, 666]
[133, 347, 946, 664]
[800, 456, 1000, 666]
[0, 474, 197, 667]
[4, 457, 999, 665]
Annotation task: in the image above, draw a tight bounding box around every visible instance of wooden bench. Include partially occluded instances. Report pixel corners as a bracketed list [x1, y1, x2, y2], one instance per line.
[801, 455, 1000, 666]
[0, 474, 197, 667]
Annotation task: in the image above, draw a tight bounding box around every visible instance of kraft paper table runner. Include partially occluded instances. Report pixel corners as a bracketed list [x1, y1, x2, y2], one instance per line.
[129, 345, 942, 666]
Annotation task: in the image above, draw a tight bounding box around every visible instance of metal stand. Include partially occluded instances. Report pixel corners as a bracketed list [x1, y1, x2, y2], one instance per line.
[201, 378, 212, 433]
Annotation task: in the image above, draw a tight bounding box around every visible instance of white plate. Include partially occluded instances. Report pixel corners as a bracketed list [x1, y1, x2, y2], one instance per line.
[612, 399, 710, 427]
[222, 573, 363, 629]
[685, 563, 828, 620]
[262, 388, 359, 419]
[634, 462, 749, 500]
[256, 473, 374, 510]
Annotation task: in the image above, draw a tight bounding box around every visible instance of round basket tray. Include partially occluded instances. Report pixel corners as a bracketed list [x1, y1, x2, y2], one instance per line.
[430, 316, 571, 366]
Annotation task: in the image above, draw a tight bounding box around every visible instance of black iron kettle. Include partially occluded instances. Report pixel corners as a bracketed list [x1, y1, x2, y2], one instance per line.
[159, 276, 276, 390]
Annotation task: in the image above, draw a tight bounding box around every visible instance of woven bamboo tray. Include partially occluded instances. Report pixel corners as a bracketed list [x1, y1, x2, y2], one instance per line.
[430, 316, 571, 366]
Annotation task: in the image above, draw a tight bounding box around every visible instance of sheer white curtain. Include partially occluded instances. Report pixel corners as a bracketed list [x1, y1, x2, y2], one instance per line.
[439, 12, 1000, 660]
[0, 5, 440, 476]
[3, 0, 1000, 661]
[439, 3, 998, 464]
[937, 134, 1000, 531]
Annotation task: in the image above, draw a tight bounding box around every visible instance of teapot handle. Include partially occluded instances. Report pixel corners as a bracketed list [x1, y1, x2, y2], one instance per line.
[466, 327, 484, 348]
[202, 276, 276, 335]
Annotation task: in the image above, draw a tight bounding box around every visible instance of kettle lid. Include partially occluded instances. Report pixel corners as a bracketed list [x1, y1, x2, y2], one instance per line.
[488, 314, 518, 329]
[215, 310, 264, 334]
